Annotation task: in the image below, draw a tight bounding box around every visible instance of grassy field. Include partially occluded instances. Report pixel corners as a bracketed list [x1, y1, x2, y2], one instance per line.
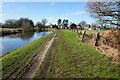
[0, 28, 23, 31]
[1, 32, 54, 79]
[74, 29, 106, 36]
[35, 30, 118, 78]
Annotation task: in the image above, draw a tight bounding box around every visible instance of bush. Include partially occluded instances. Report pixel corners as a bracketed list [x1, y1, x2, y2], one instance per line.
[102, 29, 120, 49]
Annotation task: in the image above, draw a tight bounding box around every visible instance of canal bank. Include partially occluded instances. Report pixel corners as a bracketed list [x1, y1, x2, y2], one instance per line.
[1, 30, 119, 79]
[1, 32, 54, 79]
[34, 30, 118, 78]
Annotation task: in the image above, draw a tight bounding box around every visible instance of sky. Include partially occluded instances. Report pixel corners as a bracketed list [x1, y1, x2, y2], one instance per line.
[1, 2, 95, 25]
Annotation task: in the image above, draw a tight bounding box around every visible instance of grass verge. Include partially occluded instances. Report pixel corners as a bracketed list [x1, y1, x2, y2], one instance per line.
[35, 30, 118, 78]
[1, 32, 54, 79]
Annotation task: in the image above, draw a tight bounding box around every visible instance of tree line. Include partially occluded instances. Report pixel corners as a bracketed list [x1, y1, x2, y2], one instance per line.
[0, 18, 49, 31]
[1, 18, 34, 28]
[0, 17, 104, 31]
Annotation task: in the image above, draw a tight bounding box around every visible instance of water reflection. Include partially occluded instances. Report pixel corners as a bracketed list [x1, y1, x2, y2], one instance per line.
[1, 31, 50, 55]
[19, 32, 35, 41]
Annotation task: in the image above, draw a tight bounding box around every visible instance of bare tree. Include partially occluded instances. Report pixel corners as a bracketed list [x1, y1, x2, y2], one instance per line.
[36, 22, 43, 31]
[79, 21, 87, 27]
[87, 1, 120, 28]
[41, 18, 48, 26]
[4, 19, 17, 28]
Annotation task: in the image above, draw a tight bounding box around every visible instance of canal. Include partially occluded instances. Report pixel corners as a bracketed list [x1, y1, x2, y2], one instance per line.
[0, 31, 50, 55]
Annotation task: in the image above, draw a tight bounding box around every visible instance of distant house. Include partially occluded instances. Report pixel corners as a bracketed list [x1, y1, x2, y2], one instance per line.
[50, 25, 52, 28]
[77, 25, 83, 30]
[70, 23, 77, 29]
[89, 28, 92, 30]
[84, 25, 93, 30]
[84, 26, 89, 30]
[58, 25, 62, 29]
[91, 25, 97, 30]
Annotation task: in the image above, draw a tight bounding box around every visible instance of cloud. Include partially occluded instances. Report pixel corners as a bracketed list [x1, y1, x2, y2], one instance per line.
[47, 17, 56, 24]
[47, 17, 54, 20]
[0, 13, 5, 17]
[47, 17, 69, 24]
[71, 11, 86, 16]
[50, 2, 55, 6]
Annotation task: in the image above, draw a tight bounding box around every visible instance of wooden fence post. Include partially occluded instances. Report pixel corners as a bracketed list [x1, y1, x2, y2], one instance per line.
[77, 29, 78, 33]
[74, 29, 75, 32]
[78, 31, 81, 38]
[95, 32, 100, 46]
[82, 31, 86, 42]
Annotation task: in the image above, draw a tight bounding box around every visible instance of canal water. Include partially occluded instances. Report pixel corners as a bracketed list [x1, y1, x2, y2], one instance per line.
[0, 31, 50, 55]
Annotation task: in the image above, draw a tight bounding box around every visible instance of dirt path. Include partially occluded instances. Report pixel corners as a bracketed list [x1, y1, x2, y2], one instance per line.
[20, 34, 56, 79]
[38, 34, 58, 78]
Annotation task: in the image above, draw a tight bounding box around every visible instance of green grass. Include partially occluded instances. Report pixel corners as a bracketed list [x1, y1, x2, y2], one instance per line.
[1, 32, 54, 79]
[0, 28, 23, 31]
[76, 29, 106, 36]
[36, 30, 118, 78]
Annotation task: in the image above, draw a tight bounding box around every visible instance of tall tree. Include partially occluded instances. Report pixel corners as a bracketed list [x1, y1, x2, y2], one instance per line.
[87, 1, 120, 27]
[19, 18, 34, 31]
[57, 19, 62, 26]
[62, 19, 69, 28]
[21, 18, 34, 26]
[65, 20, 69, 25]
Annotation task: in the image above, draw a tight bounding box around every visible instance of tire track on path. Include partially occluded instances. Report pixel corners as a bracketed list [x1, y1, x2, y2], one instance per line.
[19, 34, 56, 80]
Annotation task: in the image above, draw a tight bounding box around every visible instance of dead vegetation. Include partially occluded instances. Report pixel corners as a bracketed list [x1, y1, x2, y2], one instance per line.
[102, 29, 120, 50]
[80, 29, 120, 62]
[99, 29, 120, 62]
